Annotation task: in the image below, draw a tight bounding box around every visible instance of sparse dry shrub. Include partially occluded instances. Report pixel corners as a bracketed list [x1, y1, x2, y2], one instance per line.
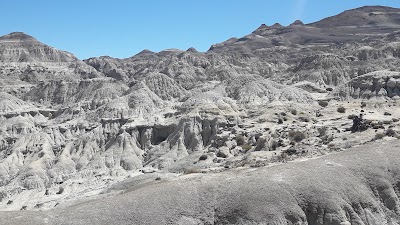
[321, 135, 334, 144]
[271, 140, 278, 150]
[288, 130, 306, 143]
[385, 128, 397, 137]
[327, 143, 336, 149]
[235, 135, 245, 146]
[348, 114, 357, 119]
[298, 116, 310, 122]
[199, 155, 208, 161]
[361, 102, 367, 108]
[375, 132, 385, 140]
[183, 168, 202, 174]
[56, 186, 64, 195]
[277, 152, 288, 162]
[241, 144, 252, 151]
[0, 191, 7, 202]
[284, 148, 297, 155]
[317, 126, 327, 137]
[318, 101, 328, 107]
[34, 203, 43, 209]
[337, 106, 346, 113]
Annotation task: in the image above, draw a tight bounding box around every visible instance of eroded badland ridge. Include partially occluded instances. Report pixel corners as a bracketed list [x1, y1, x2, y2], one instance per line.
[1, 5, 400, 225]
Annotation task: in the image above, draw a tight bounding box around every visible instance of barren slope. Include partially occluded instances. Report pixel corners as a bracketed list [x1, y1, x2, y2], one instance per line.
[1, 140, 400, 224]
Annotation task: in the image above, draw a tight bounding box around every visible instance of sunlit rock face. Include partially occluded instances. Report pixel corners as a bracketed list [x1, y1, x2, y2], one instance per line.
[335, 71, 400, 99]
[2, 6, 400, 223]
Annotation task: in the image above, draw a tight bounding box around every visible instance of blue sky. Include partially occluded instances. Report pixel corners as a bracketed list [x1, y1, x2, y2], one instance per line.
[1, 0, 400, 59]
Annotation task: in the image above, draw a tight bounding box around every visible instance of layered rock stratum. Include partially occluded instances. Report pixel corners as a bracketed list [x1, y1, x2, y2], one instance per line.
[2, 5, 400, 225]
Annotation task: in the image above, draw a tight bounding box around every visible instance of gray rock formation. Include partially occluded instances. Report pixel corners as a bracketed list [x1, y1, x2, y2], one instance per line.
[335, 70, 400, 99]
[1, 141, 400, 224]
[1, 5, 400, 223]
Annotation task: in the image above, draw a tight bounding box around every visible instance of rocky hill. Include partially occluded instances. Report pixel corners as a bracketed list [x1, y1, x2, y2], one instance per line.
[1, 5, 400, 224]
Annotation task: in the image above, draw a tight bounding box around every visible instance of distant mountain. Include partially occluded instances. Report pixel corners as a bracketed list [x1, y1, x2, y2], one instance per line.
[0, 32, 77, 62]
[310, 5, 400, 27]
[211, 6, 400, 53]
[0, 32, 100, 85]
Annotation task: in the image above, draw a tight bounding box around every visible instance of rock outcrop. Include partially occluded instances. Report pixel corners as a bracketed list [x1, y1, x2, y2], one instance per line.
[335, 70, 400, 99]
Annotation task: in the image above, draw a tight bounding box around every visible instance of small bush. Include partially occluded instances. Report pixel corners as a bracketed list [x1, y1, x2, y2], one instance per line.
[0, 191, 7, 202]
[326, 87, 333, 91]
[199, 155, 208, 161]
[288, 130, 306, 143]
[327, 143, 336, 149]
[321, 135, 334, 144]
[337, 106, 346, 113]
[235, 135, 245, 146]
[155, 177, 161, 181]
[7, 200, 12, 205]
[385, 128, 397, 137]
[317, 126, 327, 137]
[298, 116, 310, 122]
[290, 109, 297, 115]
[318, 101, 329, 107]
[375, 133, 385, 140]
[241, 144, 252, 151]
[271, 140, 278, 150]
[277, 152, 288, 162]
[20, 206, 27, 210]
[34, 203, 44, 209]
[184, 168, 202, 174]
[284, 148, 297, 155]
[56, 186, 64, 195]
[277, 118, 283, 124]
[361, 102, 367, 108]
[348, 114, 357, 119]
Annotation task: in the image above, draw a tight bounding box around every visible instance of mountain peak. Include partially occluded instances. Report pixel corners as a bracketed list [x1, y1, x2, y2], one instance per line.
[136, 49, 155, 56]
[186, 47, 198, 53]
[309, 5, 400, 28]
[353, 5, 399, 12]
[258, 24, 269, 29]
[271, 23, 283, 28]
[0, 32, 37, 42]
[0, 31, 79, 63]
[289, 20, 305, 26]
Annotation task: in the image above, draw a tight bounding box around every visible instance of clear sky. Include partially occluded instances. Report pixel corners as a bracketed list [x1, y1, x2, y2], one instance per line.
[1, 0, 400, 59]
